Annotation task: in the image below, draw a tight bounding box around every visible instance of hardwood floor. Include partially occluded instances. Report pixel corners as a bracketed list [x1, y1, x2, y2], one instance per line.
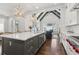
[36, 35, 66, 55]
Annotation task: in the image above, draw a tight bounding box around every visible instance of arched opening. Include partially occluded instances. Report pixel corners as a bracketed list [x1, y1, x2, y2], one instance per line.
[40, 11, 60, 39]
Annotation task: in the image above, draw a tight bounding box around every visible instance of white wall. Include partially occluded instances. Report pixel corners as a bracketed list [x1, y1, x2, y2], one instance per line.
[14, 17, 26, 32]
[24, 14, 33, 31]
[59, 5, 67, 34]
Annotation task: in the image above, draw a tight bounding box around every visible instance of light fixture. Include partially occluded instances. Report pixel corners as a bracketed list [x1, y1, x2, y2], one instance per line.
[31, 13, 37, 23]
[14, 4, 24, 18]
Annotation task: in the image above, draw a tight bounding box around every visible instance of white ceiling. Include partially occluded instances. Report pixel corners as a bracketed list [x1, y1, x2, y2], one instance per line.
[0, 3, 61, 16]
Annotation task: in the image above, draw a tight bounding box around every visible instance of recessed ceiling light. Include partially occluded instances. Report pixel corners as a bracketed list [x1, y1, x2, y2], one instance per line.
[35, 6, 39, 9]
[50, 13, 52, 14]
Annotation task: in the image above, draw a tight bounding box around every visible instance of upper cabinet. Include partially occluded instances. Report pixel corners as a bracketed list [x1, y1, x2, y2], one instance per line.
[66, 4, 79, 26]
[0, 15, 7, 33]
[66, 10, 77, 26]
[66, 3, 76, 11]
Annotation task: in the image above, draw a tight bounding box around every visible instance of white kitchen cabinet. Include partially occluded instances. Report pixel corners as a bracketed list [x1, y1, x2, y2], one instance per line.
[0, 24, 4, 33]
[65, 4, 79, 26]
[66, 10, 77, 26]
[65, 3, 79, 26]
[0, 17, 6, 33]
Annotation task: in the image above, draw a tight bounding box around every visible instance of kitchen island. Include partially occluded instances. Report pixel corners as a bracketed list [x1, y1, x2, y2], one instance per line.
[0, 32, 46, 55]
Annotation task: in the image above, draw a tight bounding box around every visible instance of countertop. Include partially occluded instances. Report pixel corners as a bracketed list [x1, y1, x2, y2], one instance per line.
[63, 32, 79, 36]
[0, 32, 45, 41]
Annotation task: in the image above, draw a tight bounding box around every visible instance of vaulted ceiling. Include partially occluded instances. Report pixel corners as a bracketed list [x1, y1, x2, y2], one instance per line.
[0, 3, 62, 16]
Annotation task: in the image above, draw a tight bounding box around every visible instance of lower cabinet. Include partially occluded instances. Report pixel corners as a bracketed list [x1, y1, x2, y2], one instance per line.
[2, 38, 24, 55]
[24, 36, 39, 55]
[38, 34, 45, 48]
[2, 33, 46, 55]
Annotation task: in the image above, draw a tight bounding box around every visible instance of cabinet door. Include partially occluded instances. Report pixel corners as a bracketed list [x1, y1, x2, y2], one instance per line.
[10, 39, 24, 55]
[24, 39, 34, 55]
[24, 37, 39, 55]
[38, 34, 44, 48]
[2, 37, 24, 55]
[2, 38, 12, 55]
[31, 36, 39, 54]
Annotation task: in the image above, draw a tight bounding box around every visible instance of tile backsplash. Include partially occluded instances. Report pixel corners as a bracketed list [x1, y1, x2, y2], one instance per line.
[66, 24, 79, 34]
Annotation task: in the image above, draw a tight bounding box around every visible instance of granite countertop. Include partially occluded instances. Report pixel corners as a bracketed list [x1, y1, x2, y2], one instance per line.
[0, 32, 44, 41]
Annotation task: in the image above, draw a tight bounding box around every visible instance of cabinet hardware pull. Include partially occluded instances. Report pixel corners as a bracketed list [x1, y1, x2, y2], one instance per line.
[9, 41, 12, 46]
